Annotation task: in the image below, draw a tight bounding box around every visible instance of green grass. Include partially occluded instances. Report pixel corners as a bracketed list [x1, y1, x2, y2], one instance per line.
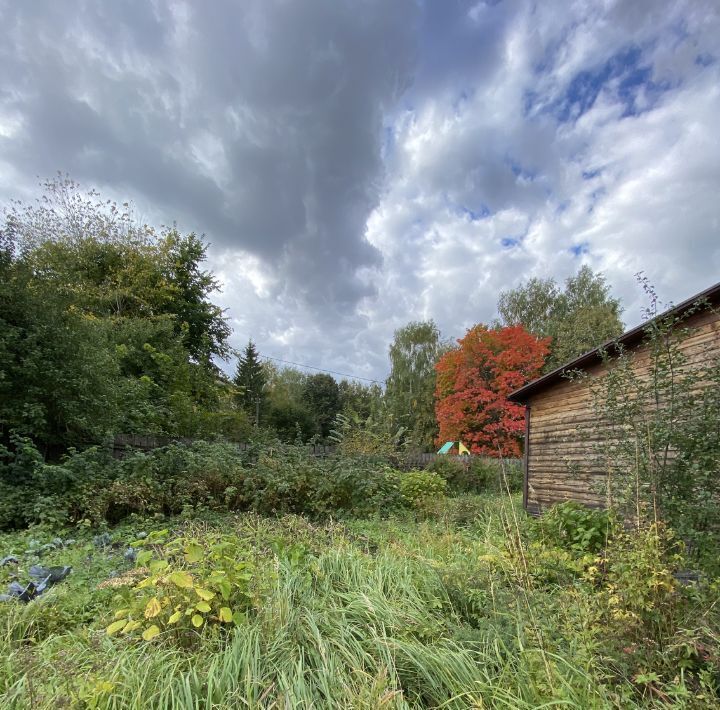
[0, 495, 717, 708]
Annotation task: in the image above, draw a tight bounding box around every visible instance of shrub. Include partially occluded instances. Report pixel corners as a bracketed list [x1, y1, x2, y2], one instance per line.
[108, 529, 255, 645]
[0, 438, 417, 530]
[243, 448, 404, 519]
[329, 412, 408, 460]
[426, 456, 522, 495]
[426, 458, 478, 493]
[399, 469, 447, 510]
[534, 501, 617, 555]
[586, 292, 720, 571]
[586, 523, 684, 643]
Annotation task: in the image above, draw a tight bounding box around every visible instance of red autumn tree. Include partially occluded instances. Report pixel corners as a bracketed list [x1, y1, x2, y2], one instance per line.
[435, 324, 549, 457]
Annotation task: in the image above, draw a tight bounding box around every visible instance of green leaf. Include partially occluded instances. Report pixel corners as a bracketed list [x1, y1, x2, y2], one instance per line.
[184, 543, 204, 563]
[195, 587, 215, 601]
[169, 571, 193, 589]
[142, 625, 161, 641]
[137, 550, 153, 566]
[106, 620, 126, 636]
[137, 577, 157, 589]
[219, 607, 233, 623]
[123, 620, 142, 633]
[168, 610, 182, 625]
[232, 610, 246, 626]
[196, 601, 211, 613]
[191, 614, 204, 628]
[149, 559, 169, 573]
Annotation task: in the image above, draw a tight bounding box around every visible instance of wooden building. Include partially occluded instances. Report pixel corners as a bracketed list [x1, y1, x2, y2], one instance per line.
[508, 282, 720, 515]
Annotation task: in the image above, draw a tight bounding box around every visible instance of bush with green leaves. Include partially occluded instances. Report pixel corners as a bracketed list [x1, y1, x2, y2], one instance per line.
[426, 457, 477, 493]
[108, 530, 255, 644]
[329, 411, 407, 460]
[425, 456, 522, 495]
[0, 440, 249, 529]
[242, 447, 404, 518]
[399, 469, 447, 510]
[0, 439, 410, 530]
[533, 500, 617, 555]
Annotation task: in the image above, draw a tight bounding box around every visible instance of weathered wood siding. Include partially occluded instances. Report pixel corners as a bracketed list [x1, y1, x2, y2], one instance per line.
[524, 308, 720, 514]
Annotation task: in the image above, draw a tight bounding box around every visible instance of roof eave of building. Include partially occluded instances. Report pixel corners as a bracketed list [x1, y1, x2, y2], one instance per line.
[508, 280, 720, 404]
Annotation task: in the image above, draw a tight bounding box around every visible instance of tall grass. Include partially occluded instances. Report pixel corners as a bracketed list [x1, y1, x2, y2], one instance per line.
[3, 488, 715, 708]
[0, 503, 619, 709]
[105, 554, 607, 709]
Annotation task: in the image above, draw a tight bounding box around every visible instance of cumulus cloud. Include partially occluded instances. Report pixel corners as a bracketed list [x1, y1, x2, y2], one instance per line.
[365, 0, 720, 352]
[1, 0, 718, 380]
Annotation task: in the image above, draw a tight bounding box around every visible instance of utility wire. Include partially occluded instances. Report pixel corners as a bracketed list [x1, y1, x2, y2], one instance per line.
[259, 353, 383, 384]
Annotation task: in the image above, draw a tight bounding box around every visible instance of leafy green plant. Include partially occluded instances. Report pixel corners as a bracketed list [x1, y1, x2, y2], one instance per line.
[107, 530, 255, 644]
[586, 286, 720, 571]
[534, 501, 616, 555]
[399, 469, 447, 510]
[329, 411, 407, 459]
[586, 523, 684, 642]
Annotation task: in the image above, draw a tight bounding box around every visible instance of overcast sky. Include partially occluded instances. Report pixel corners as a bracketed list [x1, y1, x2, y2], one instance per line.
[1, 0, 718, 382]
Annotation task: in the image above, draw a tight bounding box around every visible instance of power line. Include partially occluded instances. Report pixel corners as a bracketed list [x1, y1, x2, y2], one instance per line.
[259, 353, 383, 384]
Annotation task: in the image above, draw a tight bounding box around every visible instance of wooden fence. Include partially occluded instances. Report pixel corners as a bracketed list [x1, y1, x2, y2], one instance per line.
[110, 435, 515, 469]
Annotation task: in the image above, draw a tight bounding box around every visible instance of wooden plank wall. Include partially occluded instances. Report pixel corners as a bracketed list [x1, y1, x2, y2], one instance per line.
[525, 308, 720, 513]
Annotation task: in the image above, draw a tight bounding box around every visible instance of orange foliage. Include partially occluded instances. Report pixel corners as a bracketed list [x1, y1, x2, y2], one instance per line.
[434, 324, 549, 457]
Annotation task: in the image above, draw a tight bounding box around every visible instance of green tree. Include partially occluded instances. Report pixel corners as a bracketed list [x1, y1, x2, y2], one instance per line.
[496, 277, 559, 337]
[385, 320, 446, 450]
[160, 231, 231, 364]
[7, 177, 230, 369]
[498, 265, 623, 372]
[338, 379, 382, 421]
[303, 374, 341, 440]
[0, 233, 121, 449]
[234, 341, 267, 424]
[1, 177, 237, 448]
[263, 363, 316, 441]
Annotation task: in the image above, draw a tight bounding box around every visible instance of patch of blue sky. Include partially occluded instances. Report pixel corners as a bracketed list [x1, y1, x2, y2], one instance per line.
[506, 156, 537, 181]
[548, 46, 673, 123]
[555, 200, 570, 215]
[581, 168, 602, 180]
[501, 236, 521, 248]
[569, 242, 589, 256]
[695, 53, 715, 67]
[460, 204, 491, 221]
[522, 88, 542, 117]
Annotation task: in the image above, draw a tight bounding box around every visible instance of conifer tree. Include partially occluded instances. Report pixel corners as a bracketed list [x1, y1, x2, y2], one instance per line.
[234, 340, 266, 424]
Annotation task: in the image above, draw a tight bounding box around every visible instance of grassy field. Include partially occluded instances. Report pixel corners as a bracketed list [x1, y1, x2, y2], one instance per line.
[0, 492, 718, 709]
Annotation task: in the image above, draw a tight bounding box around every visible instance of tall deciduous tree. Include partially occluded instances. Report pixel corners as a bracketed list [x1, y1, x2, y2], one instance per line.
[1, 178, 241, 448]
[0, 241, 121, 449]
[303, 374, 341, 440]
[6, 177, 231, 369]
[498, 266, 623, 372]
[435, 325, 549, 457]
[263, 363, 315, 442]
[160, 231, 231, 364]
[234, 341, 267, 424]
[385, 320, 446, 450]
